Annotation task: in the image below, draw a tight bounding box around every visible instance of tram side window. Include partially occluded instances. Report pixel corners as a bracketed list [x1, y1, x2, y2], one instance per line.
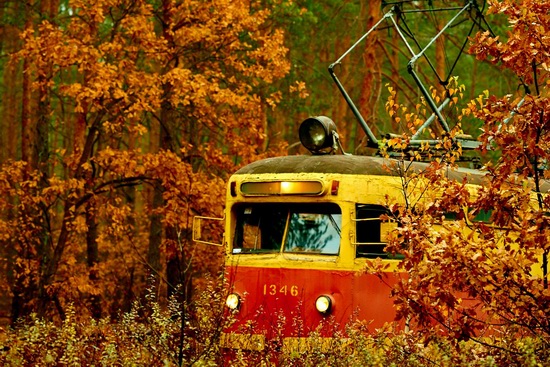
[233, 205, 286, 253]
[443, 209, 492, 223]
[472, 209, 492, 223]
[355, 204, 389, 258]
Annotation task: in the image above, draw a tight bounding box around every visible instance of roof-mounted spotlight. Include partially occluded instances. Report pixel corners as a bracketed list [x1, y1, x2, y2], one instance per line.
[299, 116, 338, 155]
[299, 116, 350, 155]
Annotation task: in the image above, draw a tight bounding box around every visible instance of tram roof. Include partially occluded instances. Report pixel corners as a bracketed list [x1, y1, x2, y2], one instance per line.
[235, 154, 489, 186]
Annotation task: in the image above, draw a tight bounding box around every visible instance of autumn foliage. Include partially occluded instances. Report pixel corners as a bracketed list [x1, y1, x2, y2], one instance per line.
[0, 0, 294, 322]
[373, 0, 550, 356]
[0, 0, 549, 365]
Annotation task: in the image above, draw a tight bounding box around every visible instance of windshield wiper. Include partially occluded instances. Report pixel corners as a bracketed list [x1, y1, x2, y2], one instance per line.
[328, 215, 341, 236]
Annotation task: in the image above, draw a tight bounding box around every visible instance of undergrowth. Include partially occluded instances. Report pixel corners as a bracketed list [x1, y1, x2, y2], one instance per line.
[0, 286, 548, 366]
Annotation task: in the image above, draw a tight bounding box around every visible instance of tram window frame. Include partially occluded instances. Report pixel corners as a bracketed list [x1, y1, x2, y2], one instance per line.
[232, 203, 342, 255]
[354, 204, 401, 259]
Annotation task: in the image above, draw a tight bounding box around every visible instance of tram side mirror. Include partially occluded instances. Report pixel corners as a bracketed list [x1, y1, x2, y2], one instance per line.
[193, 215, 224, 246]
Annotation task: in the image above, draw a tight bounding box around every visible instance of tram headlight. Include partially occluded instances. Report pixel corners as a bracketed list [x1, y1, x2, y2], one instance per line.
[226, 293, 241, 310]
[299, 116, 338, 155]
[315, 295, 333, 314]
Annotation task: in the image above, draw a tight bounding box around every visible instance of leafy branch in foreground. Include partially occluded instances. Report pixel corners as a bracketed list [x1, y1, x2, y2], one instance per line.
[367, 0, 550, 357]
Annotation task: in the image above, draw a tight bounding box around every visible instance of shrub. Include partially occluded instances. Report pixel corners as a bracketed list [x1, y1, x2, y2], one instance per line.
[1, 291, 548, 366]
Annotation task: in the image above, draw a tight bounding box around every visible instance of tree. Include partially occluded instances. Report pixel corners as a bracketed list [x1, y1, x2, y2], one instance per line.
[373, 0, 550, 359]
[1, 0, 291, 322]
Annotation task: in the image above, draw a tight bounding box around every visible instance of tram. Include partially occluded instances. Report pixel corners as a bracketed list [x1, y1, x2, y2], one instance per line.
[193, 116, 489, 355]
[192, 0, 523, 357]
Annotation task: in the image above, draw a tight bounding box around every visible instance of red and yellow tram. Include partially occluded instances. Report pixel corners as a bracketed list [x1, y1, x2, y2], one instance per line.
[195, 117, 490, 355]
[191, 0, 549, 356]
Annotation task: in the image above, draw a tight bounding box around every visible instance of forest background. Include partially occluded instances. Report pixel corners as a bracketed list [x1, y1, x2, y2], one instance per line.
[0, 0, 548, 365]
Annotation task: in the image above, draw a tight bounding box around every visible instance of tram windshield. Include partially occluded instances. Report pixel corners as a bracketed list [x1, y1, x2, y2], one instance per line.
[232, 203, 341, 255]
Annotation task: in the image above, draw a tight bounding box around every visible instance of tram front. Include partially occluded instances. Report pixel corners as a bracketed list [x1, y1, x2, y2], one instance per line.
[216, 118, 402, 356]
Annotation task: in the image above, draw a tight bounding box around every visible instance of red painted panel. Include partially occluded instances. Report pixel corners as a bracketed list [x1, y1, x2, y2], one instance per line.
[224, 266, 402, 338]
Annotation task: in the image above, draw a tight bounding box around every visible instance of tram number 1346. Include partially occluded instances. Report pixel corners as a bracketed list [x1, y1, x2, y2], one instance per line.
[263, 284, 299, 297]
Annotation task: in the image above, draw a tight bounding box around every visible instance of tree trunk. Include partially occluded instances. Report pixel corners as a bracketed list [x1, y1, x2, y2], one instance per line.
[145, 0, 191, 305]
[12, 1, 41, 323]
[357, 0, 382, 150]
[331, 34, 352, 151]
[86, 200, 101, 319]
[1, 0, 23, 324]
[21, 46, 35, 168]
[147, 183, 163, 295]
